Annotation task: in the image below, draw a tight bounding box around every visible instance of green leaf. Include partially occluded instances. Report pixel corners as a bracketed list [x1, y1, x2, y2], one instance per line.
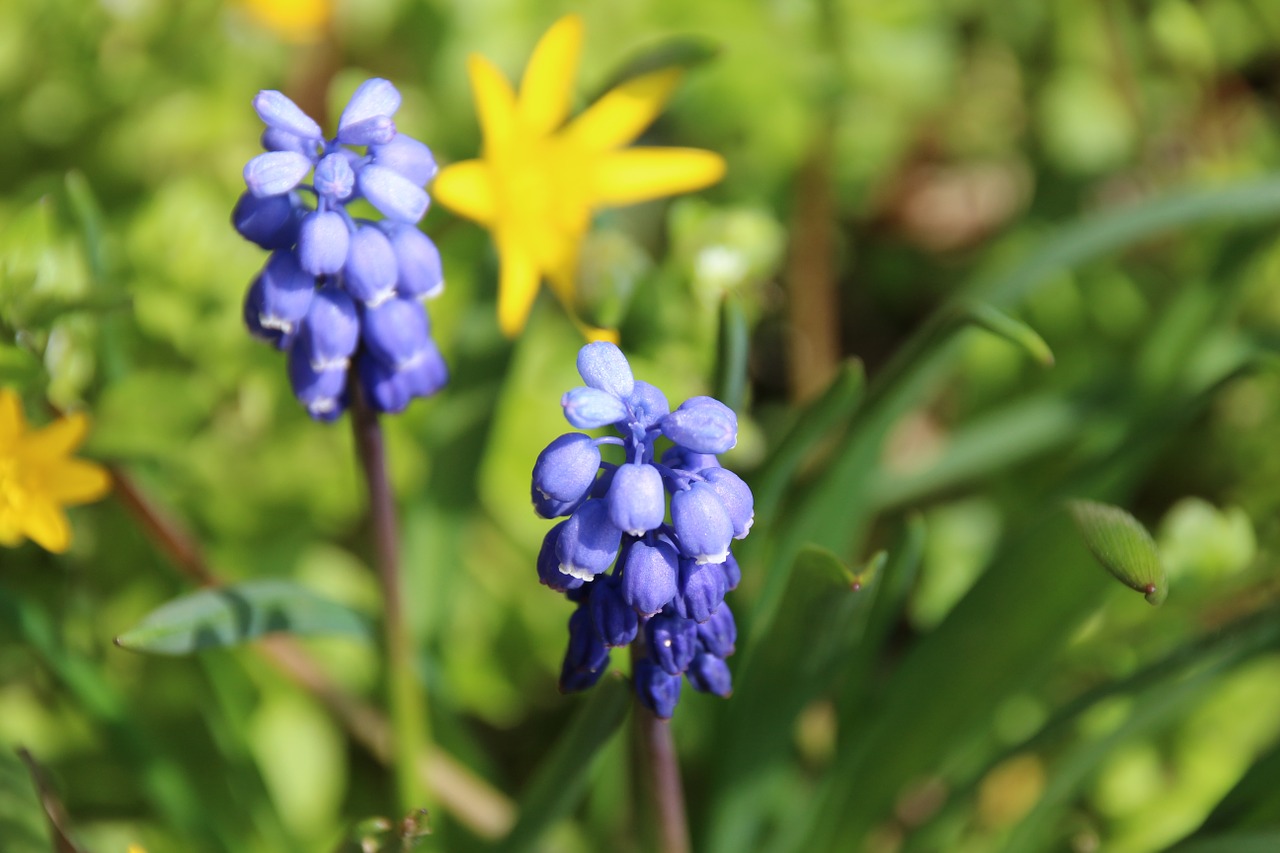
[960, 302, 1054, 367]
[1067, 500, 1167, 605]
[115, 580, 373, 655]
[499, 675, 631, 853]
[0, 345, 44, 388]
[594, 35, 720, 97]
[1170, 833, 1280, 853]
[715, 293, 749, 413]
[0, 748, 51, 853]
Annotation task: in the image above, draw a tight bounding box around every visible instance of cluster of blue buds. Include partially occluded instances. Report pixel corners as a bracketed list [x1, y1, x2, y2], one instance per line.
[234, 79, 447, 420]
[532, 342, 753, 718]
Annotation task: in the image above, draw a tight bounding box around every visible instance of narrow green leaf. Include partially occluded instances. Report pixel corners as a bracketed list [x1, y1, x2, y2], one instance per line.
[1067, 500, 1167, 605]
[499, 675, 631, 853]
[960, 303, 1054, 367]
[594, 35, 720, 97]
[0, 748, 51, 853]
[715, 293, 749, 413]
[1171, 833, 1280, 853]
[115, 580, 372, 655]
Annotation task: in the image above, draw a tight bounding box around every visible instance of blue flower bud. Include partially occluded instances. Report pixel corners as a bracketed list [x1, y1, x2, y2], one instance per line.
[560, 606, 611, 693]
[256, 250, 315, 335]
[313, 153, 355, 202]
[628, 380, 670, 428]
[381, 222, 444, 299]
[536, 522, 583, 593]
[338, 78, 401, 132]
[261, 127, 315, 156]
[676, 557, 726, 623]
[355, 352, 409, 414]
[608, 462, 666, 536]
[562, 387, 628, 429]
[295, 286, 359, 369]
[232, 191, 301, 250]
[556, 499, 622, 581]
[243, 278, 291, 349]
[532, 433, 601, 519]
[253, 90, 323, 141]
[371, 135, 438, 186]
[358, 164, 429, 223]
[634, 658, 682, 718]
[696, 606, 736, 658]
[699, 467, 754, 540]
[720, 552, 741, 591]
[670, 481, 734, 564]
[620, 537, 679, 616]
[661, 396, 738, 455]
[397, 342, 448, 398]
[687, 653, 732, 697]
[646, 612, 698, 675]
[297, 211, 351, 276]
[287, 342, 347, 421]
[590, 576, 639, 648]
[660, 445, 719, 474]
[361, 297, 428, 368]
[577, 342, 634, 398]
[244, 150, 314, 198]
[344, 225, 399, 305]
[337, 114, 397, 146]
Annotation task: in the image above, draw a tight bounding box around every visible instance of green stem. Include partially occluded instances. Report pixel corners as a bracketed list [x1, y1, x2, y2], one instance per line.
[350, 382, 429, 814]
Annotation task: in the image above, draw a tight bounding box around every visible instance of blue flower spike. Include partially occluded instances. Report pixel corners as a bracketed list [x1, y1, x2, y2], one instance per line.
[233, 78, 447, 419]
[530, 342, 754, 717]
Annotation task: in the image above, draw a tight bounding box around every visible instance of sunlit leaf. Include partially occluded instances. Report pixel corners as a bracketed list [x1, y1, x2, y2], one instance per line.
[961, 302, 1054, 367]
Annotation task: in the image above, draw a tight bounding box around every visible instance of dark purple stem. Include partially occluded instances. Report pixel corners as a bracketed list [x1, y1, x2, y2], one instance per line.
[631, 643, 691, 853]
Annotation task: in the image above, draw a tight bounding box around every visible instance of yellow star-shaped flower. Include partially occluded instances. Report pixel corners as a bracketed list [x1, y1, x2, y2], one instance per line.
[0, 389, 111, 554]
[433, 14, 726, 340]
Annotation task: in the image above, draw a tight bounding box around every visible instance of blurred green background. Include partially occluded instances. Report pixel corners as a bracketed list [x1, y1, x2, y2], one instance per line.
[5, 0, 1280, 851]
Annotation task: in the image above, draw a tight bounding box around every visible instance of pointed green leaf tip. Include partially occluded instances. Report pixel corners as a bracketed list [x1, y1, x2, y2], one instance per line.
[115, 579, 372, 655]
[1067, 500, 1167, 605]
[963, 303, 1055, 367]
[594, 35, 721, 98]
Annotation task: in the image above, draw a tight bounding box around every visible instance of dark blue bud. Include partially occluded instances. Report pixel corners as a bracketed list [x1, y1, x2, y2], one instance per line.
[590, 577, 639, 648]
[562, 387, 628, 429]
[244, 150, 313, 197]
[608, 463, 666, 536]
[338, 78, 402, 131]
[720, 552, 741, 591]
[646, 612, 698, 675]
[314, 153, 355, 201]
[232, 191, 301, 250]
[576, 342, 634, 398]
[660, 445, 719, 473]
[687, 653, 732, 697]
[555, 499, 622, 582]
[296, 286, 359, 369]
[355, 352, 410, 414]
[676, 557, 727, 623]
[397, 342, 448, 398]
[256, 250, 314, 335]
[661, 396, 738, 455]
[253, 90, 323, 140]
[699, 467, 754, 540]
[288, 342, 348, 421]
[537, 522, 584, 593]
[381, 222, 444, 299]
[634, 658, 682, 718]
[361, 297, 428, 368]
[337, 114, 397, 146]
[620, 537, 679, 616]
[261, 127, 315, 156]
[358, 164, 429, 223]
[243, 278, 291, 349]
[696, 606, 736, 658]
[560, 607, 611, 693]
[344, 225, 399, 305]
[628, 380, 670, 428]
[298, 211, 350, 276]
[371, 135, 438, 186]
[671, 481, 734, 564]
[532, 433, 601, 519]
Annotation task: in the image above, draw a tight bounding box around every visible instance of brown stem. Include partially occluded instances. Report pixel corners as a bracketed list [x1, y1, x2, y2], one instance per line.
[631, 644, 691, 853]
[17, 746, 87, 853]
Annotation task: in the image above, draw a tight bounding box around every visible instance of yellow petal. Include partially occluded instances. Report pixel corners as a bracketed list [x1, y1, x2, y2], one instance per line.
[0, 388, 26, 448]
[496, 239, 543, 338]
[564, 68, 683, 153]
[45, 459, 112, 505]
[467, 54, 518, 151]
[519, 14, 584, 135]
[20, 496, 71, 554]
[0, 511, 23, 547]
[434, 160, 497, 225]
[591, 147, 726, 206]
[22, 412, 89, 462]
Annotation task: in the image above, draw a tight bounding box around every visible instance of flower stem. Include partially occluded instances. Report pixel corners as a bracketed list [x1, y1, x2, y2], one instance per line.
[631, 644, 690, 853]
[349, 383, 430, 814]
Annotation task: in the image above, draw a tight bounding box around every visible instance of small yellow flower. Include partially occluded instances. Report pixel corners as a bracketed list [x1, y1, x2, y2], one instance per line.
[433, 15, 726, 340]
[0, 389, 111, 554]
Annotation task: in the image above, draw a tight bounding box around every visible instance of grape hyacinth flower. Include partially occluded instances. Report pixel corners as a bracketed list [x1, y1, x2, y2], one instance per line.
[234, 79, 447, 419]
[531, 342, 751, 718]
